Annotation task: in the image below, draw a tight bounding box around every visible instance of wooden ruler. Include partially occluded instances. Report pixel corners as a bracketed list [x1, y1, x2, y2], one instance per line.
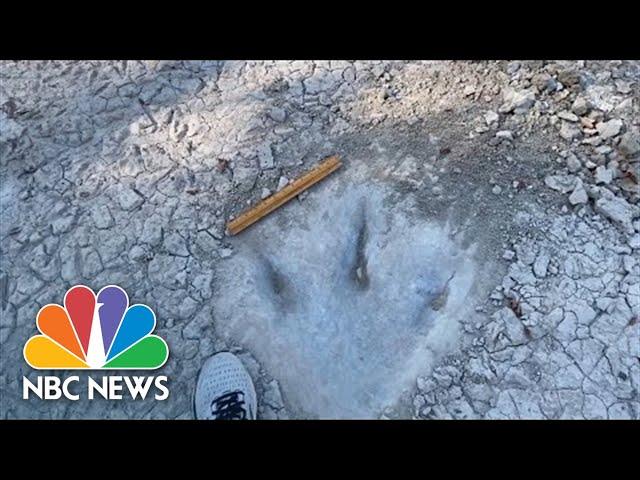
[226, 155, 342, 235]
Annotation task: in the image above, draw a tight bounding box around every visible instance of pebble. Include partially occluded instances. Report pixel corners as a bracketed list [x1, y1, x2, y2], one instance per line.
[569, 186, 588, 205]
[594, 165, 613, 185]
[596, 119, 623, 139]
[566, 154, 582, 173]
[261, 187, 272, 199]
[545, 174, 579, 194]
[496, 130, 514, 141]
[595, 145, 612, 155]
[618, 131, 640, 156]
[499, 88, 536, 114]
[558, 111, 579, 122]
[277, 176, 289, 191]
[485, 110, 499, 125]
[129, 245, 146, 261]
[492, 185, 502, 195]
[571, 97, 591, 116]
[502, 249, 516, 260]
[463, 85, 476, 96]
[559, 122, 581, 141]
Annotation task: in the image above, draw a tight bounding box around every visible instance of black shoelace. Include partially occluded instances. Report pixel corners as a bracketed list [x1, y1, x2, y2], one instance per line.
[210, 391, 247, 420]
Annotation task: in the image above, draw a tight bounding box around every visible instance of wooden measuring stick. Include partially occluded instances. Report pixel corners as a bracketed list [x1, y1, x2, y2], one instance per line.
[226, 155, 342, 235]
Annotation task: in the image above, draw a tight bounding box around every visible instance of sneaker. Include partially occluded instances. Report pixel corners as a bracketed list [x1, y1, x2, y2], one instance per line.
[194, 352, 257, 420]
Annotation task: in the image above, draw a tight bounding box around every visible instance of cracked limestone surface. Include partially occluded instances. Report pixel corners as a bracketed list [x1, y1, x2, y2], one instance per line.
[1, 60, 638, 419]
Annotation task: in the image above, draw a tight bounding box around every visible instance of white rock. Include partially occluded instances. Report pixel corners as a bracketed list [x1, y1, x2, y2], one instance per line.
[585, 160, 598, 170]
[628, 234, 640, 250]
[618, 131, 640, 156]
[485, 110, 499, 125]
[594, 165, 613, 185]
[559, 122, 581, 141]
[566, 154, 582, 173]
[596, 119, 623, 139]
[558, 110, 579, 122]
[545, 175, 579, 193]
[594, 195, 636, 231]
[503, 249, 516, 260]
[499, 88, 536, 114]
[129, 245, 146, 261]
[569, 186, 588, 205]
[496, 130, 514, 141]
[261, 187, 272, 199]
[277, 176, 289, 191]
[492, 185, 502, 195]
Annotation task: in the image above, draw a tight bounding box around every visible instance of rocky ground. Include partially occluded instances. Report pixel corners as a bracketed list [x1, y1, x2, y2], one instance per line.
[0, 60, 638, 419]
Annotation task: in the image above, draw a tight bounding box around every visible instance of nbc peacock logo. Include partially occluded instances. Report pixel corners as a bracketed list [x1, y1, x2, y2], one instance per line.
[23, 285, 169, 370]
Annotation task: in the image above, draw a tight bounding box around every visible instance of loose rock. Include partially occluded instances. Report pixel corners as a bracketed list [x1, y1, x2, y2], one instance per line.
[499, 88, 536, 114]
[277, 176, 289, 191]
[594, 165, 613, 185]
[559, 122, 581, 141]
[569, 186, 588, 205]
[496, 130, 514, 141]
[571, 96, 591, 116]
[596, 119, 623, 139]
[566, 154, 582, 173]
[485, 111, 499, 125]
[594, 194, 637, 231]
[618, 131, 640, 157]
[545, 175, 580, 194]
